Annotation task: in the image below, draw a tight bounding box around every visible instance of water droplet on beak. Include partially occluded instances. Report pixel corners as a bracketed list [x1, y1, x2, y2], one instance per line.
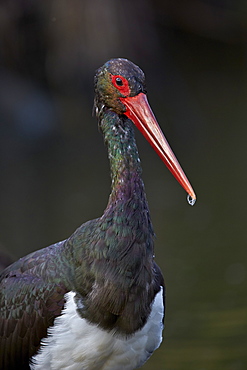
[187, 195, 196, 206]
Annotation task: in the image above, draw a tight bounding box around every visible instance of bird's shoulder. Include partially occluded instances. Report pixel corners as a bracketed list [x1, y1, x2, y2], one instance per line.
[0, 242, 69, 368]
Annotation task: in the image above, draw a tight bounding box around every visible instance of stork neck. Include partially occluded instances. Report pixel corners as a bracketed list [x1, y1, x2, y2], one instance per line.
[65, 109, 156, 335]
[100, 110, 146, 207]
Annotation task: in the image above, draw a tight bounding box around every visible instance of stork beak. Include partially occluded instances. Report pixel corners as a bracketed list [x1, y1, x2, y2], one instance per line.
[121, 93, 196, 205]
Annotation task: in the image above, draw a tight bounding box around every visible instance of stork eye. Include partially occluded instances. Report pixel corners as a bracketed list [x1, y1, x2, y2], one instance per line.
[111, 74, 130, 96]
[115, 77, 123, 86]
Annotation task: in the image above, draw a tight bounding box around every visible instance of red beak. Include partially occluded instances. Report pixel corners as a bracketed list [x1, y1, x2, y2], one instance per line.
[120, 93, 196, 205]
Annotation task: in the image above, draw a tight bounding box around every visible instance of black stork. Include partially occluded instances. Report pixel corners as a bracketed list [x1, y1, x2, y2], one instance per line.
[0, 58, 196, 370]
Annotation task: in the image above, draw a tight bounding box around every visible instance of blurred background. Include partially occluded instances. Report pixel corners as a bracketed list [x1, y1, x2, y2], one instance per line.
[0, 0, 246, 368]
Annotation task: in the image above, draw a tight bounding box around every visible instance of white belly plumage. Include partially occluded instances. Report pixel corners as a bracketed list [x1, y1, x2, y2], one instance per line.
[31, 288, 164, 370]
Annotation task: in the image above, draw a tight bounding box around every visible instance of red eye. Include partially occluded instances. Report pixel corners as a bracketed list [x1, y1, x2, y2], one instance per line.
[111, 75, 130, 96]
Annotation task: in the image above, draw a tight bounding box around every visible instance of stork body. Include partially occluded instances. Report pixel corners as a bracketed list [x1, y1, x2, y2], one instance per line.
[0, 58, 195, 369]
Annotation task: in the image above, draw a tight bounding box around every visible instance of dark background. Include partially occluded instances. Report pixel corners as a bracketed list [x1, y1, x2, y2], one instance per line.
[0, 1, 246, 369]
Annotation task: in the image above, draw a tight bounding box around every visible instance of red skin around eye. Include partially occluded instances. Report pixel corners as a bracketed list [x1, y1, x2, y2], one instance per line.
[111, 75, 130, 96]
